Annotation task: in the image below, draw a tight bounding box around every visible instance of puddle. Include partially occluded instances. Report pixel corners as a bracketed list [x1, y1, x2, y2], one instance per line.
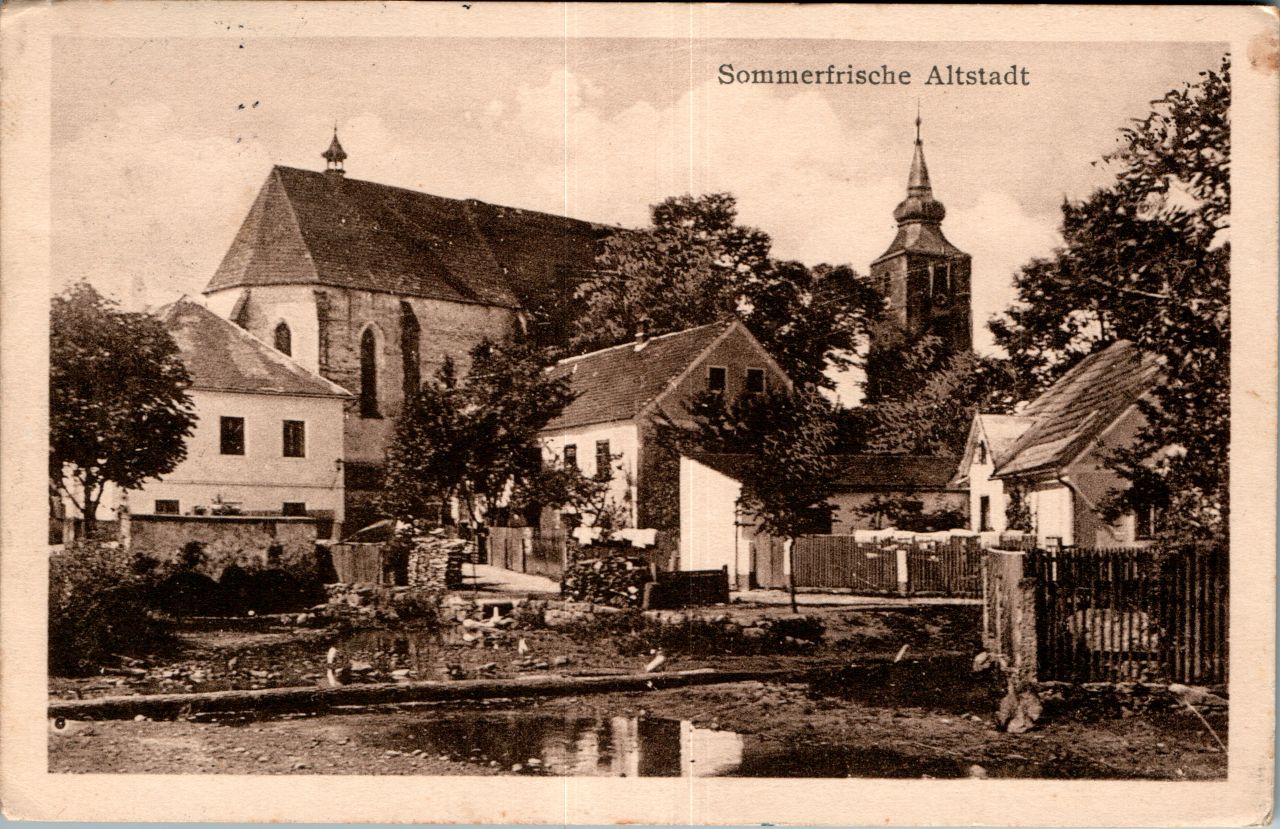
[371, 712, 1129, 778]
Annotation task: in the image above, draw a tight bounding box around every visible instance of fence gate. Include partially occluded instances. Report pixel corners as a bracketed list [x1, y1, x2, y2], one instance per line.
[1029, 545, 1227, 685]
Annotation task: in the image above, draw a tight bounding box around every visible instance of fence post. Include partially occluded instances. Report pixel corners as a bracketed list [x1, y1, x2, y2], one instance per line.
[896, 544, 910, 596]
[1011, 576, 1039, 685]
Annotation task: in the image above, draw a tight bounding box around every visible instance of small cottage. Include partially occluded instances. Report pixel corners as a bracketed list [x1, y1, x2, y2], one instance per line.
[957, 340, 1161, 547]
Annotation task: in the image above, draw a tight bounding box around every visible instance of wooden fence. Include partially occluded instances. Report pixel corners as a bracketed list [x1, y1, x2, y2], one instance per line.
[644, 566, 731, 610]
[792, 535, 982, 597]
[329, 542, 388, 585]
[488, 527, 568, 581]
[1027, 545, 1227, 685]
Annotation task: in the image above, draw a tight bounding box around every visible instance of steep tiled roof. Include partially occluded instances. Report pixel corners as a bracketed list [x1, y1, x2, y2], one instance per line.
[204, 166, 608, 312]
[834, 455, 962, 490]
[159, 298, 351, 398]
[994, 341, 1159, 478]
[544, 321, 735, 431]
[687, 452, 961, 491]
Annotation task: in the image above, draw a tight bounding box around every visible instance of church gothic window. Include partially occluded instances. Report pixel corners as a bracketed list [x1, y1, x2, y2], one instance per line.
[273, 321, 292, 356]
[360, 328, 380, 418]
[400, 302, 421, 399]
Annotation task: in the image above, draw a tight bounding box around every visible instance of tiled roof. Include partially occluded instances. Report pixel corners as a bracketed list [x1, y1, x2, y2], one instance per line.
[544, 321, 735, 431]
[687, 452, 962, 491]
[994, 341, 1159, 478]
[834, 455, 963, 490]
[159, 298, 351, 398]
[204, 166, 608, 311]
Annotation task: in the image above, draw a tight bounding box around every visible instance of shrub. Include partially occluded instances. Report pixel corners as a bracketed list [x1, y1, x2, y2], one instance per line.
[49, 541, 175, 676]
[218, 565, 323, 615]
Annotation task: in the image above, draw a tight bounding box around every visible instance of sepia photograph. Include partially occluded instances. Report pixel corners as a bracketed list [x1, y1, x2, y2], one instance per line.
[2, 3, 1276, 825]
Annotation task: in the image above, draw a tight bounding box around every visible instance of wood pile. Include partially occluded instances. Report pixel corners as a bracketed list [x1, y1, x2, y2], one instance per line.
[560, 553, 653, 607]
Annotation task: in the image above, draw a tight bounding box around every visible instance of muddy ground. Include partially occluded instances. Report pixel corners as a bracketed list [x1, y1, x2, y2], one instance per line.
[48, 604, 1226, 779]
[50, 604, 976, 699]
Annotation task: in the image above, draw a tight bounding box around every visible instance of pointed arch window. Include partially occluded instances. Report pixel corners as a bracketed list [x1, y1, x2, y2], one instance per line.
[360, 328, 380, 418]
[273, 321, 292, 356]
[400, 301, 421, 399]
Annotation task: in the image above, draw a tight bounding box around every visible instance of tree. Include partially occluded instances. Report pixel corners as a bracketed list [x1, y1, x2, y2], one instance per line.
[991, 56, 1230, 538]
[669, 387, 838, 611]
[50, 283, 197, 538]
[380, 338, 576, 528]
[509, 452, 630, 537]
[862, 339, 1022, 456]
[571, 193, 883, 389]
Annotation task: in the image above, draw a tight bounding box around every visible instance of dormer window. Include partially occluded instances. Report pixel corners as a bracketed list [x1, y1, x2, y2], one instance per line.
[707, 366, 727, 393]
[273, 321, 292, 356]
[745, 368, 766, 394]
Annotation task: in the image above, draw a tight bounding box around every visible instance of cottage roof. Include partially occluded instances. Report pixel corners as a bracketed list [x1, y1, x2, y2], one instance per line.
[544, 321, 740, 431]
[686, 452, 962, 492]
[993, 340, 1160, 479]
[950, 413, 1033, 487]
[158, 298, 351, 398]
[204, 165, 608, 310]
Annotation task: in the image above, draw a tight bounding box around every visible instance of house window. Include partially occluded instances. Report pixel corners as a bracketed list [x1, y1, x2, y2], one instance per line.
[400, 302, 420, 399]
[282, 502, 307, 517]
[220, 416, 245, 455]
[1135, 504, 1162, 540]
[282, 420, 306, 458]
[154, 499, 180, 515]
[273, 321, 292, 356]
[563, 444, 578, 469]
[745, 368, 766, 394]
[979, 496, 992, 532]
[595, 440, 612, 481]
[976, 441, 988, 465]
[360, 327, 380, 418]
[707, 366, 727, 393]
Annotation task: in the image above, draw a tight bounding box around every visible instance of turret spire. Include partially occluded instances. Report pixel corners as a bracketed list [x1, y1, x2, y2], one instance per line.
[322, 127, 347, 175]
[893, 114, 944, 224]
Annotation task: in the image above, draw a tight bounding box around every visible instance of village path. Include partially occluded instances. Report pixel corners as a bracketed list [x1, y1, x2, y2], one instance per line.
[459, 563, 980, 608]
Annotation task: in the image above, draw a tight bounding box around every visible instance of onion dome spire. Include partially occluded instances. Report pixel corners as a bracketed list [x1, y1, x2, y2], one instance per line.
[892, 113, 945, 224]
[322, 126, 347, 174]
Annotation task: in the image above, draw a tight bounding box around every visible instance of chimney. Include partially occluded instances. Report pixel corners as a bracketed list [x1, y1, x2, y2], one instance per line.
[633, 316, 651, 350]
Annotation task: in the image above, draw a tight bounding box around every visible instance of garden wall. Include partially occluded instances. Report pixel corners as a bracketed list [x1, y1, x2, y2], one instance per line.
[124, 513, 318, 579]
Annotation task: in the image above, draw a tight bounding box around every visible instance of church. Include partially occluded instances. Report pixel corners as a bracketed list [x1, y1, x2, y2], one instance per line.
[204, 133, 609, 529]
[203, 121, 971, 534]
[868, 115, 972, 356]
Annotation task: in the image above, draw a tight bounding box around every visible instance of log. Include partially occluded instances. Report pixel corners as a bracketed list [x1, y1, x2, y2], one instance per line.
[49, 667, 806, 721]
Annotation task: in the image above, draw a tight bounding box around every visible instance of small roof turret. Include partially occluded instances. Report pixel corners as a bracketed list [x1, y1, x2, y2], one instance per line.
[322, 128, 347, 173]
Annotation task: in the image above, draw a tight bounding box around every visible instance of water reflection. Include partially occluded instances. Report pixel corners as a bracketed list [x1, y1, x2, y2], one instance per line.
[391, 713, 743, 777]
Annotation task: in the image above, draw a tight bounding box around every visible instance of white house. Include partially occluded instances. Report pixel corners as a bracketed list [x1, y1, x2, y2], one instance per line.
[540, 319, 792, 536]
[956, 340, 1160, 547]
[89, 299, 352, 534]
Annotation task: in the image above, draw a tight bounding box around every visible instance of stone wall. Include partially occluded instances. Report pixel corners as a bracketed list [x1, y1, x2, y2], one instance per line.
[125, 513, 318, 580]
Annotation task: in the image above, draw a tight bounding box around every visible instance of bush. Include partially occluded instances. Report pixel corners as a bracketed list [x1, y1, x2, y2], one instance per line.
[49, 541, 175, 676]
[218, 565, 323, 615]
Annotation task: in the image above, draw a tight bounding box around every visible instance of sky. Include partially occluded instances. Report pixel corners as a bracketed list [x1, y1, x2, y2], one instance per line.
[53, 36, 1224, 370]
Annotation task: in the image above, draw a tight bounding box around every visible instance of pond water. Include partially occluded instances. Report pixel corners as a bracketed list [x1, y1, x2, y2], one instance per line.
[367, 711, 1118, 779]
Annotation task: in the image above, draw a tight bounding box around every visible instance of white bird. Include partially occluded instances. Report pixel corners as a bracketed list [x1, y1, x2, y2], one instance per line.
[644, 650, 666, 673]
[517, 638, 530, 656]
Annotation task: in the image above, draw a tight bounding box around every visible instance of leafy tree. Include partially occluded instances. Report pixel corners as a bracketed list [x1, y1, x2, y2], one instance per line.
[572, 193, 883, 389]
[855, 494, 966, 532]
[510, 452, 630, 537]
[862, 339, 1022, 456]
[380, 339, 575, 528]
[50, 283, 196, 538]
[669, 388, 838, 611]
[991, 56, 1230, 538]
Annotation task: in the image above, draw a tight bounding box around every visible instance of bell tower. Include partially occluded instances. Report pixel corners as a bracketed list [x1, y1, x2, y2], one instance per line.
[868, 115, 971, 353]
